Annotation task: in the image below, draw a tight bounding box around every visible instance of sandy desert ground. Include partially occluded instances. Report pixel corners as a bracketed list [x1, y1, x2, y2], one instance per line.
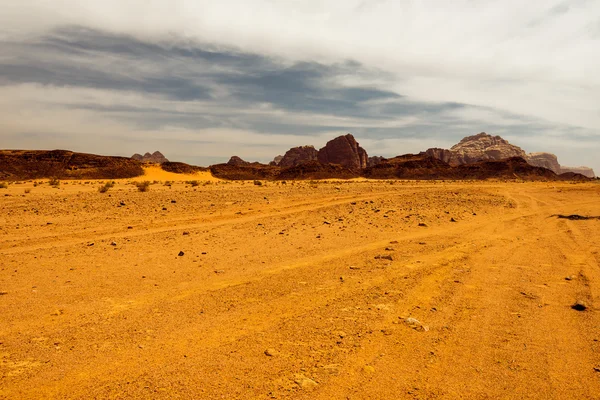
[1, 170, 600, 399]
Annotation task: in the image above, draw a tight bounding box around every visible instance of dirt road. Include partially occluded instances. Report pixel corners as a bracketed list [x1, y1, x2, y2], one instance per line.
[1, 178, 599, 399]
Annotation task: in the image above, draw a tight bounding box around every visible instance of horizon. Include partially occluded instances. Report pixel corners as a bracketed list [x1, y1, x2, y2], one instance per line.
[1, 1, 598, 172]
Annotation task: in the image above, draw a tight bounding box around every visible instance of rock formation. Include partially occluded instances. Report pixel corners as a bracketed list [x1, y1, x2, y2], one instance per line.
[367, 156, 386, 167]
[317, 134, 368, 169]
[426, 133, 595, 178]
[560, 166, 595, 178]
[447, 132, 527, 165]
[269, 155, 284, 166]
[227, 156, 250, 166]
[131, 151, 168, 164]
[526, 152, 561, 174]
[279, 146, 318, 168]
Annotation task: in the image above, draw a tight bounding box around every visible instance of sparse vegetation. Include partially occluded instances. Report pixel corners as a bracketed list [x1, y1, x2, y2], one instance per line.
[48, 178, 60, 187]
[136, 181, 151, 192]
[186, 180, 199, 187]
[253, 180, 263, 186]
[98, 181, 116, 193]
[24, 188, 31, 194]
[0, 182, 7, 189]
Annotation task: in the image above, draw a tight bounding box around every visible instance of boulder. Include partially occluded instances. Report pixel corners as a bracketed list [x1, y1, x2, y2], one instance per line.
[317, 134, 368, 169]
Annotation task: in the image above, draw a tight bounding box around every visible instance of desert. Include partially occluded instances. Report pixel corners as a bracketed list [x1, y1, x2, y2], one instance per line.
[1, 166, 600, 399]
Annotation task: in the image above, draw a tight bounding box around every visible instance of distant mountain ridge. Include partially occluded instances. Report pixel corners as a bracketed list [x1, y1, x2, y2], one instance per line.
[131, 151, 169, 164]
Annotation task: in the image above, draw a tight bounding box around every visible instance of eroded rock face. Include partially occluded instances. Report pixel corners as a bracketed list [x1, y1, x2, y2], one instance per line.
[448, 132, 527, 165]
[279, 146, 318, 168]
[131, 151, 168, 164]
[317, 134, 368, 169]
[560, 166, 595, 178]
[227, 156, 250, 166]
[526, 152, 561, 174]
[425, 148, 453, 164]
[367, 156, 386, 167]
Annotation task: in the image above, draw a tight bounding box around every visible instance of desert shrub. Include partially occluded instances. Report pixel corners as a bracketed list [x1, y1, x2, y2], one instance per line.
[253, 180, 263, 186]
[98, 181, 115, 193]
[186, 180, 199, 187]
[0, 182, 7, 189]
[48, 178, 60, 187]
[136, 181, 151, 192]
[33, 182, 38, 187]
[24, 188, 31, 194]
[164, 181, 173, 187]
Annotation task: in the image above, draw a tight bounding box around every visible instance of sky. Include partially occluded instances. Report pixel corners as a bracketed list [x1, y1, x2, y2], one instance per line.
[1, 0, 599, 171]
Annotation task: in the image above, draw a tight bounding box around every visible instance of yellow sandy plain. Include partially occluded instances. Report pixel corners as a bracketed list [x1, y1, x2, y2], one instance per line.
[1, 177, 599, 399]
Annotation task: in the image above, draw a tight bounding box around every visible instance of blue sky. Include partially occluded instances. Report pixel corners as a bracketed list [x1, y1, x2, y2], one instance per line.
[0, 1, 598, 171]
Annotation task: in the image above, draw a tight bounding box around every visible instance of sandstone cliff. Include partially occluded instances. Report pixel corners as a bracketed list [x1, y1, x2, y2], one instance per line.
[279, 146, 318, 168]
[317, 134, 368, 169]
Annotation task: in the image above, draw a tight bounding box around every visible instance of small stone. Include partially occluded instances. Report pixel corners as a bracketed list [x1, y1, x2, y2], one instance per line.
[323, 220, 331, 225]
[182, 231, 190, 236]
[418, 223, 427, 227]
[171, 200, 176, 203]
[110, 241, 117, 246]
[375, 254, 393, 261]
[349, 266, 361, 270]
[178, 251, 185, 257]
[385, 247, 395, 251]
[214, 270, 225, 274]
[264, 348, 277, 357]
[0, 291, 8, 295]
[450, 218, 457, 222]
[363, 365, 376, 374]
[294, 375, 318, 390]
[565, 275, 575, 281]
[127, 226, 133, 229]
[162, 207, 167, 211]
[87, 242, 95, 246]
[572, 300, 587, 311]
[404, 317, 429, 332]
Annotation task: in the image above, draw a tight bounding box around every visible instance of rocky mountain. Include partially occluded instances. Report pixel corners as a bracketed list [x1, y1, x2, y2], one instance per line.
[560, 166, 595, 178]
[526, 152, 561, 174]
[426, 133, 595, 178]
[269, 155, 284, 166]
[279, 146, 318, 168]
[317, 134, 368, 169]
[227, 156, 250, 166]
[131, 151, 169, 164]
[447, 132, 527, 165]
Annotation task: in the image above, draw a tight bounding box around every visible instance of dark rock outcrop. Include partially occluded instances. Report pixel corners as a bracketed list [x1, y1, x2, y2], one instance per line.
[270, 155, 284, 166]
[448, 132, 527, 165]
[279, 146, 318, 168]
[131, 151, 168, 164]
[560, 166, 595, 178]
[0, 150, 144, 180]
[161, 162, 207, 174]
[317, 134, 368, 169]
[367, 156, 386, 167]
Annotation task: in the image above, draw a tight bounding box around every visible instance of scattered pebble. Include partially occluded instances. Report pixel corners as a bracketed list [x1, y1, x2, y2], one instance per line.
[294, 375, 318, 390]
[565, 275, 575, 281]
[110, 241, 117, 246]
[178, 251, 185, 257]
[375, 254, 393, 261]
[264, 348, 277, 357]
[572, 300, 588, 311]
[404, 317, 429, 332]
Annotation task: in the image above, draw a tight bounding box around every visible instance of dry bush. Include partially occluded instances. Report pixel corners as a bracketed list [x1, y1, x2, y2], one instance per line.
[0, 182, 7, 189]
[98, 181, 115, 193]
[136, 181, 151, 192]
[48, 178, 60, 187]
[253, 180, 263, 186]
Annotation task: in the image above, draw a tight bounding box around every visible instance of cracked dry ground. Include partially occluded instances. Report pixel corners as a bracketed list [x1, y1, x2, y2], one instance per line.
[1, 180, 600, 399]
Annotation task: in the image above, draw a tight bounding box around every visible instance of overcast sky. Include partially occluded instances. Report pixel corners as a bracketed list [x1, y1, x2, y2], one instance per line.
[1, 1, 598, 171]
